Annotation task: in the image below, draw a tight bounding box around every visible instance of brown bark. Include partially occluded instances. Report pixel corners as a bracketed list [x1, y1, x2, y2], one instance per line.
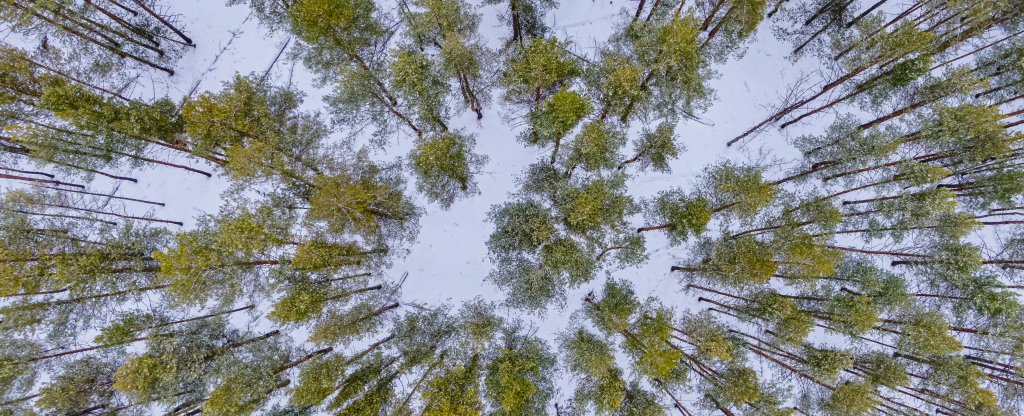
[130, 0, 193, 45]
[7, 0, 175, 75]
[510, 0, 523, 43]
[699, 0, 727, 31]
[845, 0, 887, 28]
[41, 202, 183, 226]
[0, 173, 84, 188]
[39, 185, 164, 206]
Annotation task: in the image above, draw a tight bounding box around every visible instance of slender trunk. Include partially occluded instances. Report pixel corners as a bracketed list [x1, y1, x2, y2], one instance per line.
[7, 0, 174, 75]
[728, 220, 813, 239]
[509, 0, 522, 43]
[325, 284, 383, 302]
[803, 0, 838, 26]
[772, 161, 837, 184]
[638, 223, 672, 233]
[84, 0, 158, 45]
[46, 2, 164, 56]
[24, 283, 169, 310]
[833, 0, 928, 61]
[646, 0, 663, 21]
[932, 27, 1024, 71]
[634, 0, 648, 22]
[0, 393, 40, 407]
[701, 4, 735, 48]
[687, 284, 749, 301]
[22, 56, 137, 103]
[699, 0, 727, 31]
[820, 176, 893, 200]
[5, 208, 117, 226]
[348, 53, 421, 136]
[0, 172, 83, 188]
[767, 0, 788, 18]
[130, 0, 193, 45]
[845, 0, 887, 28]
[40, 185, 164, 206]
[549, 136, 562, 164]
[793, 18, 832, 55]
[40, 202, 182, 226]
[826, 244, 928, 258]
[728, 61, 874, 146]
[393, 353, 446, 415]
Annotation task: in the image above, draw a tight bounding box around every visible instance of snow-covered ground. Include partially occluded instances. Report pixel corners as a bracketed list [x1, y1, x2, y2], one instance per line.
[76, 0, 840, 403]
[117, 0, 838, 345]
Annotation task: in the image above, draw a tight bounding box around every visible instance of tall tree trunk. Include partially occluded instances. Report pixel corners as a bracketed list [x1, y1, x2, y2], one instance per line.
[0, 172, 83, 188]
[845, 0, 887, 28]
[634, 0, 648, 22]
[699, 0, 728, 31]
[130, 0, 193, 45]
[509, 0, 523, 43]
[40, 185, 164, 206]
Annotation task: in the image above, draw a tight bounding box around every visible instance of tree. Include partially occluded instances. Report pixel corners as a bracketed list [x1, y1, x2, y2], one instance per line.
[501, 37, 580, 106]
[409, 131, 488, 208]
[483, 0, 558, 44]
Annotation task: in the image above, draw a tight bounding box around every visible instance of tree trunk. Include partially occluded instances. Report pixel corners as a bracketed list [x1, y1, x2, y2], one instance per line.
[40, 202, 182, 226]
[130, 0, 193, 45]
[646, 0, 663, 21]
[826, 244, 928, 258]
[0, 172, 83, 188]
[509, 0, 523, 43]
[634, 0, 648, 21]
[833, 0, 927, 61]
[701, 4, 736, 48]
[84, 0, 158, 45]
[845, 0, 887, 28]
[40, 185, 164, 206]
[8, 0, 174, 75]
[699, 0, 728, 31]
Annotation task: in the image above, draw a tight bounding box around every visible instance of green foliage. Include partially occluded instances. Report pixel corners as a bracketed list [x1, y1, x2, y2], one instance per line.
[501, 37, 578, 103]
[291, 240, 369, 271]
[710, 366, 764, 407]
[825, 295, 879, 336]
[744, 292, 813, 345]
[704, 162, 777, 218]
[421, 359, 483, 416]
[897, 311, 962, 356]
[564, 120, 625, 171]
[627, 307, 682, 381]
[483, 341, 555, 416]
[927, 357, 1001, 412]
[554, 176, 636, 236]
[487, 200, 556, 257]
[859, 353, 909, 388]
[409, 132, 487, 208]
[681, 314, 734, 362]
[290, 355, 348, 407]
[694, 236, 777, 287]
[773, 232, 840, 279]
[649, 192, 712, 244]
[269, 282, 329, 324]
[585, 280, 640, 335]
[390, 48, 449, 128]
[523, 88, 591, 146]
[305, 164, 417, 242]
[822, 382, 874, 416]
[540, 237, 596, 285]
[628, 123, 680, 173]
[35, 357, 116, 415]
[805, 347, 853, 382]
[286, 0, 383, 55]
[94, 312, 150, 345]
